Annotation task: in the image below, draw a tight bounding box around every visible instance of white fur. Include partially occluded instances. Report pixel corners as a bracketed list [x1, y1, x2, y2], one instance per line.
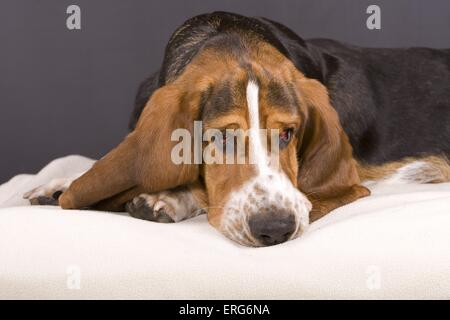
[24, 172, 203, 223]
[220, 81, 311, 246]
[247, 81, 271, 175]
[361, 160, 447, 188]
[383, 161, 426, 184]
[23, 172, 84, 200]
[383, 161, 443, 184]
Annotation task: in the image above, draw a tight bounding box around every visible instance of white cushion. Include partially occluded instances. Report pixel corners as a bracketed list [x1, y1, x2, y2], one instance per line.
[1, 155, 450, 299]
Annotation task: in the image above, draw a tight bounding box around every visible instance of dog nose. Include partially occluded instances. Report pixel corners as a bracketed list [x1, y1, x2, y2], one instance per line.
[248, 211, 296, 246]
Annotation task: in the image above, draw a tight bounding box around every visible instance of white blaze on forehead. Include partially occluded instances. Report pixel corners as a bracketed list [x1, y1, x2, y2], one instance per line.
[246, 80, 270, 175]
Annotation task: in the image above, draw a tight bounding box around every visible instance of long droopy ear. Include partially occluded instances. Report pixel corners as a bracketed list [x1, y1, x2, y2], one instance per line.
[59, 84, 200, 210]
[296, 78, 370, 221]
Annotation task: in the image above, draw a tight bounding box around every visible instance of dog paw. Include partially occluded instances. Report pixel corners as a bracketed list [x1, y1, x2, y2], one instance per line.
[125, 194, 175, 223]
[23, 178, 72, 206]
[125, 189, 203, 223]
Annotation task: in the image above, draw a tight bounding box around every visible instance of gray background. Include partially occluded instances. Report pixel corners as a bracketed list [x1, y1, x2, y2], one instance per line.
[1, 0, 449, 183]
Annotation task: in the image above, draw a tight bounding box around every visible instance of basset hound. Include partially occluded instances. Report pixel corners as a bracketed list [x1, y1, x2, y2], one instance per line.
[24, 12, 450, 247]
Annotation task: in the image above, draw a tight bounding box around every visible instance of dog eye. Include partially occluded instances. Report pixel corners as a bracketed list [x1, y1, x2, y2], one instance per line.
[279, 128, 293, 148]
[213, 130, 234, 153]
[212, 130, 226, 144]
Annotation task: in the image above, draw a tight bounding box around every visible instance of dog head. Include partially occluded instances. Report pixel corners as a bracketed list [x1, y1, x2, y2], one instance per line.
[60, 31, 369, 247]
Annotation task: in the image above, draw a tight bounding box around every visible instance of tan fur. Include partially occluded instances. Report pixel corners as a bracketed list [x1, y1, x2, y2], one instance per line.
[60, 82, 204, 209]
[293, 77, 370, 221]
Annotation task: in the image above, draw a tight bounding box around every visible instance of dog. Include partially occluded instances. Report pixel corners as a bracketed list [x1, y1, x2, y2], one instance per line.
[24, 12, 450, 246]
